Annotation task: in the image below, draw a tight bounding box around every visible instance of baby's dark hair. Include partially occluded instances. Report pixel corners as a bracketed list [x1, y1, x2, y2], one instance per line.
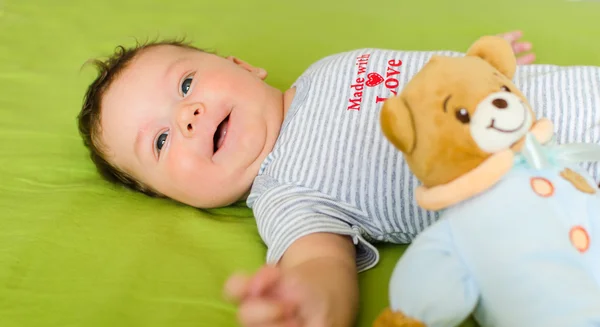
[77, 38, 204, 197]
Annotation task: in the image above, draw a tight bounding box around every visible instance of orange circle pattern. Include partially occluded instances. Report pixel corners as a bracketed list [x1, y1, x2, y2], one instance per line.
[570, 226, 590, 253]
[530, 177, 555, 197]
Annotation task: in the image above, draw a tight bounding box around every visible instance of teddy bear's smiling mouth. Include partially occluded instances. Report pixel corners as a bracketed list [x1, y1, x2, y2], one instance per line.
[486, 105, 527, 134]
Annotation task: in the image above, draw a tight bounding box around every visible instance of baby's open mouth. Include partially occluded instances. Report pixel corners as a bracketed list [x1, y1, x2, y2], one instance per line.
[213, 115, 230, 153]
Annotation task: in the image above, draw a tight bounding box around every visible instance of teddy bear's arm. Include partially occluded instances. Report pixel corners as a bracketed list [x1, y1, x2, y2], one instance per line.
[387, 220, 479, 327]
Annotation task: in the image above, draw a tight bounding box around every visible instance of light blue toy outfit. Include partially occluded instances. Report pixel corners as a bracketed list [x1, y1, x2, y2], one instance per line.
[388, 135, 600, 327]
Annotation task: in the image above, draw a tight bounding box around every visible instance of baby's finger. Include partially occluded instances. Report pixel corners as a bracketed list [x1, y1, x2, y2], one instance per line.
[498, 30, 523, 44]
[512, 41, 532, 55]
[238, 299, 286, 326]
[248, 265, 282, 297]
[516, 53, 536, 65]
[224, 273, 251, 302]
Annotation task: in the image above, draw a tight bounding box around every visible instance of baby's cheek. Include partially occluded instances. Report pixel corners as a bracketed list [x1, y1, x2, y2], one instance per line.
[161, 156, 208, 199]
[165, 154, 199, 180]
[196, 79, 234, 107]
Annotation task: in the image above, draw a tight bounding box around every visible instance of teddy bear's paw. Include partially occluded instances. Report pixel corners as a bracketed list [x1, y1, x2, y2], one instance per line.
[373, 307, 426, 327]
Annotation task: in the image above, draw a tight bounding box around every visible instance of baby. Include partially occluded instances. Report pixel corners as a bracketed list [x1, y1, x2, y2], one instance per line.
[77, 30, 600, 327]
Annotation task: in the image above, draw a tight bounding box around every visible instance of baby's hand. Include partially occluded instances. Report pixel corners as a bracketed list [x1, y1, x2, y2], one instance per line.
[224, 265, 328, 327]
[498, 30, 536, 65]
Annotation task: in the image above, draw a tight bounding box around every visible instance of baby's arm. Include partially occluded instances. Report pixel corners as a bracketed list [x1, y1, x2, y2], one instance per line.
[225, 232, 359, 327]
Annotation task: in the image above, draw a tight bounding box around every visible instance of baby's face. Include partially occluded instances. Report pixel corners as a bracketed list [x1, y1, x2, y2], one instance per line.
[100, 45, 284, 208]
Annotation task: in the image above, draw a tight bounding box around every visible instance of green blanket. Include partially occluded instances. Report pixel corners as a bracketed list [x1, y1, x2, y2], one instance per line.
[1, 0, 599, 326]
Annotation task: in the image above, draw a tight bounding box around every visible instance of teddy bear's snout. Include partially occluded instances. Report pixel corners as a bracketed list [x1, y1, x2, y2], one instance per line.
[492, 98, 508, 109]
[470, 92, 533, 153]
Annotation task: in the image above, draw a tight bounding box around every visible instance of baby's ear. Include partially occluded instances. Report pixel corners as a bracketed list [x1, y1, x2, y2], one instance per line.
[466, 36, 517, 79]
[380, 96, 416, 154]
[227, 56, 268, 80]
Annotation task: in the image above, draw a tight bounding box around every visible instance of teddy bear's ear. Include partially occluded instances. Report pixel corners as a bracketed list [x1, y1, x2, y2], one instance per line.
[466, 35, 517, 79]
[380, 95, 416, 154]
[429, 55, 442, 63]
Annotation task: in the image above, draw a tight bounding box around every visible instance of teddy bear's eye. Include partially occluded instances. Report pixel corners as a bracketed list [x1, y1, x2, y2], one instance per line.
[501, 85, 511, 92]
[455, 108, 471, 124]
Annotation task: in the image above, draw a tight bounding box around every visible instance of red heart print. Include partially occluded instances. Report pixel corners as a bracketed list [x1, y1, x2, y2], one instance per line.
[365, 72, 384, 87]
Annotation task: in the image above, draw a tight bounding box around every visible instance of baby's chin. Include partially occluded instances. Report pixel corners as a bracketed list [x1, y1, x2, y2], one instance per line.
[172, 177, 253, 209]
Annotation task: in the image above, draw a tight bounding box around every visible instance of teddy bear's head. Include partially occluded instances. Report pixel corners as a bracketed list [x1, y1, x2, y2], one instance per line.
[380, 35, 537, 188]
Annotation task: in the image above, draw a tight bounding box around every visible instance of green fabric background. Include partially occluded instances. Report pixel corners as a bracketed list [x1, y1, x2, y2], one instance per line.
[1, 0, 599, 326]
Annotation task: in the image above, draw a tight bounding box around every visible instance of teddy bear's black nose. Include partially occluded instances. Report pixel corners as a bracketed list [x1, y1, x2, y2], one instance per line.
[492, 98, 508, 109]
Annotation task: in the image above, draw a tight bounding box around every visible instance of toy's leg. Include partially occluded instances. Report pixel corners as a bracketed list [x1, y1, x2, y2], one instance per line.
[373, 307, 426, 327]
[385, 220, 479, 327]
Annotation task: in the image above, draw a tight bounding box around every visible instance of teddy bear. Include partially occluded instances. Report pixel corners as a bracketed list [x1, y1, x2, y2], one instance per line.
[373, 35, 600, 327]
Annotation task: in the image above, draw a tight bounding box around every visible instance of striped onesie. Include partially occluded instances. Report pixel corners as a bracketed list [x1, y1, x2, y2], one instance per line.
[246, 48, 600, 272]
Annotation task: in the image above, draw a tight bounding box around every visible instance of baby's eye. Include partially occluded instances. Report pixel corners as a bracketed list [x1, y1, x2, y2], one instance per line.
[156, 132, 169, 154]
[180, 76, 193, 97]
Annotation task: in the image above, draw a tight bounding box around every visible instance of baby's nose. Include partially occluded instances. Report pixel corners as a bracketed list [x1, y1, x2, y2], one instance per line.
[184, 109, 200, 132]
[492, 98, 508, 109]
[177, 103, 205, 137]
